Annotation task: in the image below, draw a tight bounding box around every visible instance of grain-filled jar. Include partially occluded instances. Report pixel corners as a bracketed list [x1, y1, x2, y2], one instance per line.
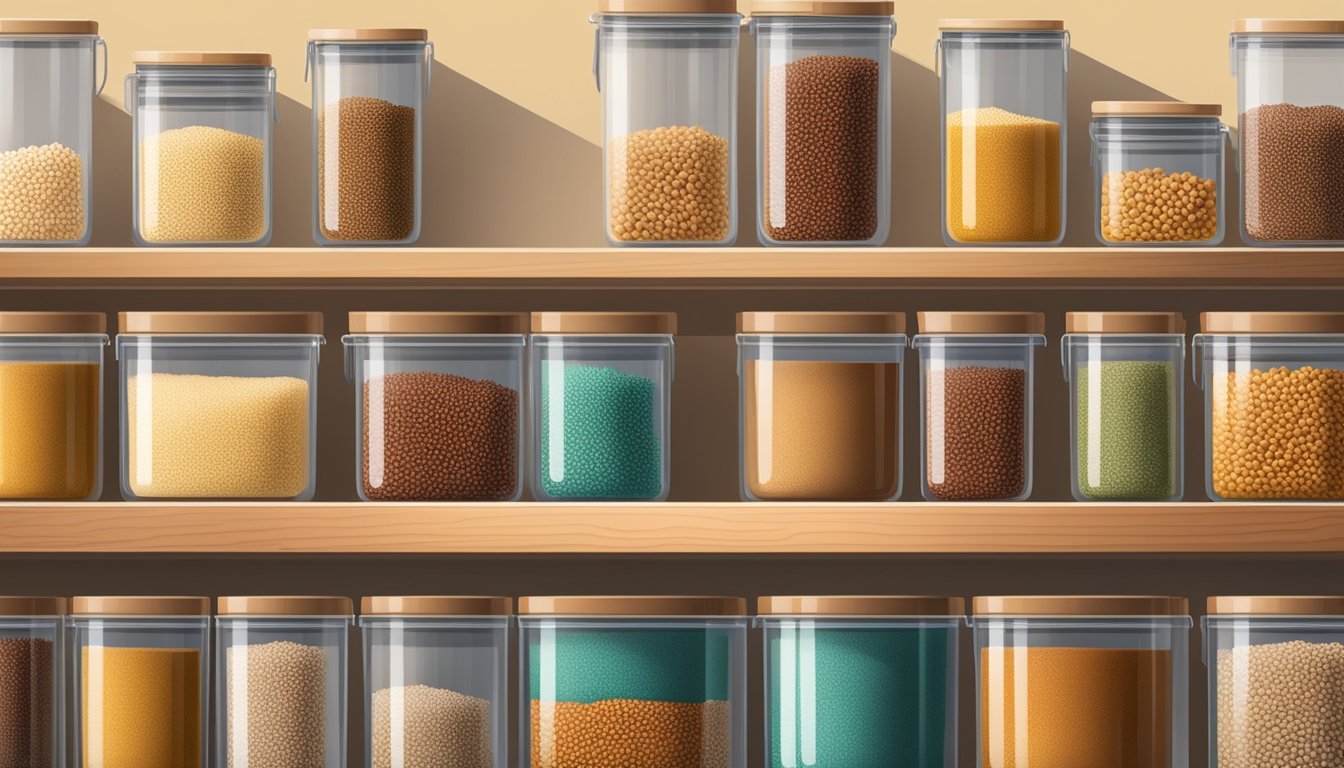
[0, 313, 107, 500]
[217, 596, 353, 768]
[360, 596, 510, 768]
[1062, 312, 1185, 502]
[915, 312, 1045, 502]
[116, 311, 324, 500]
[750, 2, 893, 246]
[520, 595, 747, 768]
[127, 52, 276, 246]
[0, 598, 65, 768]
[307, 29, 432, 245]
[974, 596, 1190, 768]
[758, 596, 963, 768]
[70, 596, 210, 768]
[343, 312, 526, 502]
[1091, 102, 1227, 246]
[592, 0, 741, 245]
[530, 312, 675, 501]
[937, 19, 1068, 246]
[737, 312, 904, 501]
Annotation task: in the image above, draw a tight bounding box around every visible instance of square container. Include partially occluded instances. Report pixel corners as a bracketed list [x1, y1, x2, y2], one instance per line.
[737, 312, 905, 501]
[343, 312, 527, 502]
[116, 311, 325, 501]
[0, 597, 66, 768]
[360, 596, 511, 768]
[757, 596, 963, 768]
[520, 595, 747, 768]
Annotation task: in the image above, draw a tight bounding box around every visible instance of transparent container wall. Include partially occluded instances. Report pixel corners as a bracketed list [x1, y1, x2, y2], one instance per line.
[0, 617, 63, 768]
[737, 334, 904, 501]
[753, 17, 892, 246]
[310, 41, 430, 245]
[361, 616, 508, 768]
[343, 336, 525, 502]
[529, 335, 674, 501]
[129, 65, 275, 246]
[596, 14, 740, 246]
[1063, 334, 1184, 501]
[116, 335, 324, 500]
[520, 617, 747, 768]
[938, 31, 1068, 246]
[975, 617, 1191, 768]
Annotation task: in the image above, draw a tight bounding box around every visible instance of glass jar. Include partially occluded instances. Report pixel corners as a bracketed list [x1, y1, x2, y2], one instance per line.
[343, 312, 527, 502]
[591, 0, 741, 246]
[127, 52, 276, 246]
[116, 311, 324, 501]
[751, 2, 893, 246]
[1091, 102, 1227, 246]
[758, 596, 963, 768]
[519, 595, 747, 768]
[1062, 312, 1185, 502]
[936, 19, 1068, 246]
[974, 596, 1191, 768]
[0, 312, 108, 500]
[70, 596, 211, 768]
[737, 312, 905, 501]
[360, 596, 510, 768]
[915, 312, 1045, 502]
[217, 596, 353, 768]
[0, 19, 105, 245]
[0, 597, 65, 768]
[1231, 20, 1344, 245]
[307, 29, 432, 246]
[530, 312, 675, 501]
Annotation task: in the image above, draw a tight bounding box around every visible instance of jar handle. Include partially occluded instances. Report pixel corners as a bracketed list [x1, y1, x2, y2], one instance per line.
[1191, 334, 1207, 390]
[932, 38, 941, 77]
[303, 40, 313, 84]
[592, 24, 603, 93]
[94, 37, 108, 96]
[122, 73, 136, 114]
[1060, 337, 1072, 383]
[422, 41, 435, 102]
[1061, 30, 1071, 71]
[269, 69, 279, 125]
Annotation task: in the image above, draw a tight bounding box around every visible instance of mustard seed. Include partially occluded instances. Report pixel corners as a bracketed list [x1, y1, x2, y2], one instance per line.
[318, 96, 417, 243]
[0, 142, 84, 242]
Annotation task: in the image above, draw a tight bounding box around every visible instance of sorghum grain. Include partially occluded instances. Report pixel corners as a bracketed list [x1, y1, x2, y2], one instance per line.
[372, 685, 491, 768]
[319, 96, 416, 242]
[946, 107, 1061, 243]
[226, 640, 326, 768]
[1100, 168, 1217, 243]
[530, 699, 728, 768]
[925, 366, 1026, 500]
[81, 647, 201, 768]
[1242, 104, 1344, 242]
[0, 143, 84, 241]
[608, 125, 730, 243]
[1075, 361, 1176, 500]
[1216, 640, 1344, 768]
[0, 362, 99, 500]
[0, 638, 52, 768]
[139, 125, 266, 243]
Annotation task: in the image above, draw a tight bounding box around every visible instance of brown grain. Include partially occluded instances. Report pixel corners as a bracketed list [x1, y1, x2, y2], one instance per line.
[0, 638, 52, 768]
[226, 640, 326, 768]
[1217, 640, 1344, 768]
[372, 685, 491, 768]
[319, 96, 417, 243]
[1242, 103, 1344, 242]
[530, 698, 729, 768]
[608, 125, 730, 243]
[926, 366, 1026, 500]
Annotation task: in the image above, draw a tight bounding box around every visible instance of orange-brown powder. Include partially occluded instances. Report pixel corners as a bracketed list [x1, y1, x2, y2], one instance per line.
[530, 699, 728, 768]
[81, 647, 201, 768]
[0, 361, 99, 499]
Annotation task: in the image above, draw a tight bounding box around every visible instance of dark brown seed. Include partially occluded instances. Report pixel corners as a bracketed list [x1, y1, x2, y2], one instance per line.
[925, 366, 1027, 501]
[318, 96, 417, 242]
[0, 637, 52, 768]
[1242, 103, 1344, 242]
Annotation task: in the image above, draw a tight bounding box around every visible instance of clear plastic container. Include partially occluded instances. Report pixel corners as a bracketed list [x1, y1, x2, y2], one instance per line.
[127, 52, 276, 246]
[70, 596, 211, 768]
[1091, 102, 1227, 246]
[530, 312, 676, 501]
[217, 596, 353, 768]
[343, 312, 526, 502]
[1231, 20, 1344, 246]
[360, 596, 510, 768]
[0, 598, 65, 768]
[973, 596, 1191, 768]
[0, 19, 105, 245]
[0, 312, 108, 500]
[307, 29, 432, 246]
[936, 19, 1068, 246]
[116, 311, 324, 501]
[915, 312, 1046, 502]
[757, 596, 963, 768]
[591, 0, 741, 246]
[1062, 312, 1185, 502]
[751, 3, 893, 246]
[736, 312, 905, 501]
[519, 595, 747, 768]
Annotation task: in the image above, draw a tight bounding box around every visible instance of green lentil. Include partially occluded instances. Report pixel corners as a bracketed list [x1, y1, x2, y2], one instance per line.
[1075, 360, 1176, 500]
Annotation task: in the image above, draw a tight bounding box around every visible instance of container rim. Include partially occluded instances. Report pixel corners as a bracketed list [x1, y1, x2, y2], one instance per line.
[758, 595, 964, 616]
[133, 51, 272, 66]
[1207, 596, 1344, 616]
[72, 596, 211, 617]
[119, 311, 323, 335]
[751, 1, 893, 17]
[1234, 19, 1344, 35]
[0, 19, 98, 35]
[1200, 312, 1344, 334]
[531, 312, 677, 335]
[359, 596, 512, 616]
[737, 312, 906, 335]
[597, 0, 739, 13]
[308, 28, 428, 42]
[0, 312, 106, 334]
[0, 597, 67, 617]
[519, 595, 746, 616]
[938, 18, 1064, 32]
[217, 596, 353, 617]
[1091, 101, 1221, 118]
[917, 311, 1045, 335]
[1065, 312, 1186, 334]
[348, 312, 528, 335]
[973, 595, 1190, 617]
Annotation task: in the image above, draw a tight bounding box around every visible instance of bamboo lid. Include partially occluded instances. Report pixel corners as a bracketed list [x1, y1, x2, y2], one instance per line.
[119, 311, 323, 335]
[308, 28, 428, 41]
[360, 596, 512, 616]
[133, 51, 272, 66]
[737, 311, 905, 334]
[1235, 19, 1344, 35]
[531, 312, 676, 335]
[0, 597, 67, 616]
[0, 312, 106, 334]
[1200, 312, 1344, 334]
[1208, 596, 1344, 616]
[72, 596, 210, 616]
[1092, 101, 1221, 118]
[519, 596, 746, 616]
[752, 1, 893, 16]
[598, 0, 738, 13]
[974, 595, 1190, 617]
[758, 596, 965, 616]
[0, 19, 98, 35]
[938, 19, 1064, 31]
[1065, 312, 1185, 334]
[217, 596, 353, 616]
[917, 311, 1045, 335]
[348, 312, 528, 335]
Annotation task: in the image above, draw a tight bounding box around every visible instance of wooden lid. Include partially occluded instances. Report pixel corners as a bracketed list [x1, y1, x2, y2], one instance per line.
[938, 19, 1064, 31]
[133, 51, 272, 66]
[519, 596, 746, 616]
[1235, 19, 1344, 35]
[0, 597, 67, 616]
[308, 28, 428, 41]
[360, 596, 512, 616]
[119, 311, 323, 334]
[72, 596, 210, 616]
[1200, 312, 1344, 334]
[598, 0, 738, 13]
[737, 311, 905, 334]
[1092, 101, 1221, 118]
[0, 312, 105, 334]
[917, 311, 1045, 335]
[218, 596, 353, 616]
[758, 596, 965, 616]
[1065, 312, 1185, 334]
[0, 19, 98, 34]
[752, 1, 893, 16]
[1208, 596, 1344, 616]
[974, 595, 1190, 617]
[531, 312, 676, 335]
[348, 312, 527, 335]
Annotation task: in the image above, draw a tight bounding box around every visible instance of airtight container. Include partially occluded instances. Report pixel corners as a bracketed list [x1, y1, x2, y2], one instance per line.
[592, 0, 741, 246]
[530, 312, 676, 501]
[0, 19, 105, 246]
[751, 2, 893, 246]
[737, 312, 905, 501]
[360, 596, 510, 768]
[217, 596, 353, 768]
[974, 596, 1191, 768]
[1092, 102, 1227, 246]
[127, 52, 276, 246]
[758, 596, 963, 768]
[915, 312, 1045, 502]
[1062, 312, 1185, 502]
[520, 595, 747, 768]
[116, 311, 324, 501]
[307, 29, 432, 245]
[0, 313, 108, 500]
[0, 598, 65, 768]
[70, 596, 211, 768]
[937, 19, 1068, 246]
[343, 312, 527, 502]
